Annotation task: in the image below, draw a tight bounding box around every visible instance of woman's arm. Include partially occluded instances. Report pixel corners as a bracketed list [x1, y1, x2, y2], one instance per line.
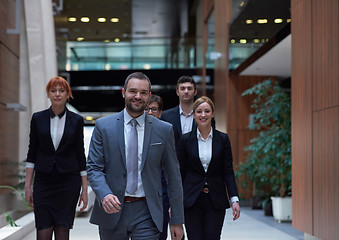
[25, 168, 35, 208]
[78, 175, 88, 211]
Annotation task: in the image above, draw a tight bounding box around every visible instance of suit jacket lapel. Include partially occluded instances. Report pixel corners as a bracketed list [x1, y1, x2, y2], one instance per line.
[189, 129, 205, 174]
[57, 111, 71, 151]
[141, 114, 152, 171]
[207, 129, 219, 175]
[43, 109, 55, 152]
[116, 111, 126, 166]
[174, 105, 182, 135]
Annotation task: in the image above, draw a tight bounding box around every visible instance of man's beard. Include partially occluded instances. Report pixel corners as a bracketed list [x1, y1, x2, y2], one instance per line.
[126, 100, 146, 115]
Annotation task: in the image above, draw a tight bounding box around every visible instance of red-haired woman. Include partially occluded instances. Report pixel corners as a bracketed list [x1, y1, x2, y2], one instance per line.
[25, 77, 88, 240]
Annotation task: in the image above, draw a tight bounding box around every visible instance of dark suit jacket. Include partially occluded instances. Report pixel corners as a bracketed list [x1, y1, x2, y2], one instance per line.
[26, 108, 86, 174]
[161, 105, 197, 152]
[177, 128, 239, 210]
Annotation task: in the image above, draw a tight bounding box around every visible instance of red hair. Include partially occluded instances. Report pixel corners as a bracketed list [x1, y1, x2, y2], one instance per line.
[46, 77, 73, 99]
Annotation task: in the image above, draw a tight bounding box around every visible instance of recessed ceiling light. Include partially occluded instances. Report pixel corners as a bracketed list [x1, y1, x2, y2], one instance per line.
[230, 39, 236, 44]
[246, 19, 253, 24]
[239, 39, 247, 44]
[114, 38, 120, 42]
[80, 17, 90, 23]
[253, 39, 260, 43]
[68, 17, 77, 22]
[274, 18, 283, 24]
[77, 37, 84, 41]
[98, 18, 106, 23]
[104, 39, 110, 42]
[143, 64, 151, 70]
[287, 19, 291, 23]
[257, 19, 268, 24]
[111, 18, 119, 23]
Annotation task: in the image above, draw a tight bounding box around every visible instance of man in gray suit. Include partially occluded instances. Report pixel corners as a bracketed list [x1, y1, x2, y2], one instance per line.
[87, 72, 184, 240]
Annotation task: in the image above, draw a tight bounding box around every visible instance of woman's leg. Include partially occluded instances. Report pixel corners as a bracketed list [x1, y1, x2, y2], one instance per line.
[37, 227, 53, 240]
[54, 226, 70, 240]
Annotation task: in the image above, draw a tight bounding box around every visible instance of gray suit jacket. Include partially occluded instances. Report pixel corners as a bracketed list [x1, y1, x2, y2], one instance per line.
[87, 110, 184, 231]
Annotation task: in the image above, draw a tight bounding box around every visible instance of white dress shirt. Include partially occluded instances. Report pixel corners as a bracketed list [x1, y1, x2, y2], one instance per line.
[124, 109, 145, 197]
[197, 128, 239, 203]
[179, 105, 194, 134]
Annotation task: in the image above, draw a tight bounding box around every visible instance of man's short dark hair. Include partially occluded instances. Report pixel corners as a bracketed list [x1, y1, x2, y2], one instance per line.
[124, 72, 151, 91]
[149, 94, 164, 110]
[176, 76, 196, 90]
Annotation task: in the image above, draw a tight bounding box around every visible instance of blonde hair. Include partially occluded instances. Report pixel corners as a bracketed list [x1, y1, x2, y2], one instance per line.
[192, 96, 215, 113]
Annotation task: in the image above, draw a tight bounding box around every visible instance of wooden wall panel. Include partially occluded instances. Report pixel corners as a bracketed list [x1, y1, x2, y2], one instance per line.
[312, 0, 339, 111]
[0, 0, 20, 191]
[292, 0, 339, 238]
[313, 107, 339, 240]
[0, 0, 20, 56]
[213, 0, 230, 133]
[291, 0, 313, 234]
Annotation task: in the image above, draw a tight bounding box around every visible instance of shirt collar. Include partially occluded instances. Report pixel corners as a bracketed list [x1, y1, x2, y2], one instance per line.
[124, 108, 145, 127]
[49, 107, 67, 119]
[197, 127, 213, 141]
[179, 105, 193, 117]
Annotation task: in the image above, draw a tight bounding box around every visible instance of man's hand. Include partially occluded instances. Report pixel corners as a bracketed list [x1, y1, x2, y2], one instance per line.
[232, 201, 241, 221]
[170, 224, 184, 240]
[101, 194, 121, 214]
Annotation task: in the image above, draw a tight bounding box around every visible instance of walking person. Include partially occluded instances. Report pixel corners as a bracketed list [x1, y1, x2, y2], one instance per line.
[86, 72, 184, 240]
[25, 76, 88, 240]
[145, 94, 171, 239]
[161, 76, 197, 152]
[177, 96, 240, 240]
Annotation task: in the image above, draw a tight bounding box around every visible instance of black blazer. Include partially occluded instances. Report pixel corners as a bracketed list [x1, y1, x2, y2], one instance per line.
[26, 108, 86, 174]
[161, 105, 197, 151]
[177, 128, 239, 210]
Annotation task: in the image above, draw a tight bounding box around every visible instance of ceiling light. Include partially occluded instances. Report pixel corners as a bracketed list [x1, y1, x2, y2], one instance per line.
[97, 18, 106, 23]
[111, 18, 119, 23]
[230, 39, 236, 44]
[239, 39, 247, 44]
[274, 18, 283, 24]
[246, 19, 253, 24]
[104, 39, 110, 42]
[77, 37, 84, 41]
[104, 64, 111, 71]
[80, 17, 90, 23]
[253, 39, 260, 43]
[240, 1, 245, 7]
[85, 116, 94, 121]
[287, 19, 291, 23]
[143, 64, 151, 70]
[257, 19, 268, 24]
[68, 17, 77, 22]
[114, 38, 120, 42]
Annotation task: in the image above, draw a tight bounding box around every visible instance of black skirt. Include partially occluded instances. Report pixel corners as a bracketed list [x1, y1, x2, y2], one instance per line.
[33, 167, 81, 230]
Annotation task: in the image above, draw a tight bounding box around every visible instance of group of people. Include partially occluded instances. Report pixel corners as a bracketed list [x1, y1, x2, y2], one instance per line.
[25, 72, 240, 240]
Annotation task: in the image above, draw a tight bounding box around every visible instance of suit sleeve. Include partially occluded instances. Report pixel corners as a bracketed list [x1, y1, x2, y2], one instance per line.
[162, 125, 184, 224]
[223, 134, 239, 198]
[177, 135, 187, 181]
[86, 121, 113, 201]
[76, 116, 87, 172]
[26, 113, 39, 164]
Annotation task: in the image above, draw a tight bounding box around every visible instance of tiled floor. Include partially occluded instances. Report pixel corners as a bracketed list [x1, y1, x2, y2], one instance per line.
[22, 207, 304, 240]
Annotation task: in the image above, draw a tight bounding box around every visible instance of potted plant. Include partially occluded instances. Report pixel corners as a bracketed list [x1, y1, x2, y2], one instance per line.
[237, 79, 291, 221]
